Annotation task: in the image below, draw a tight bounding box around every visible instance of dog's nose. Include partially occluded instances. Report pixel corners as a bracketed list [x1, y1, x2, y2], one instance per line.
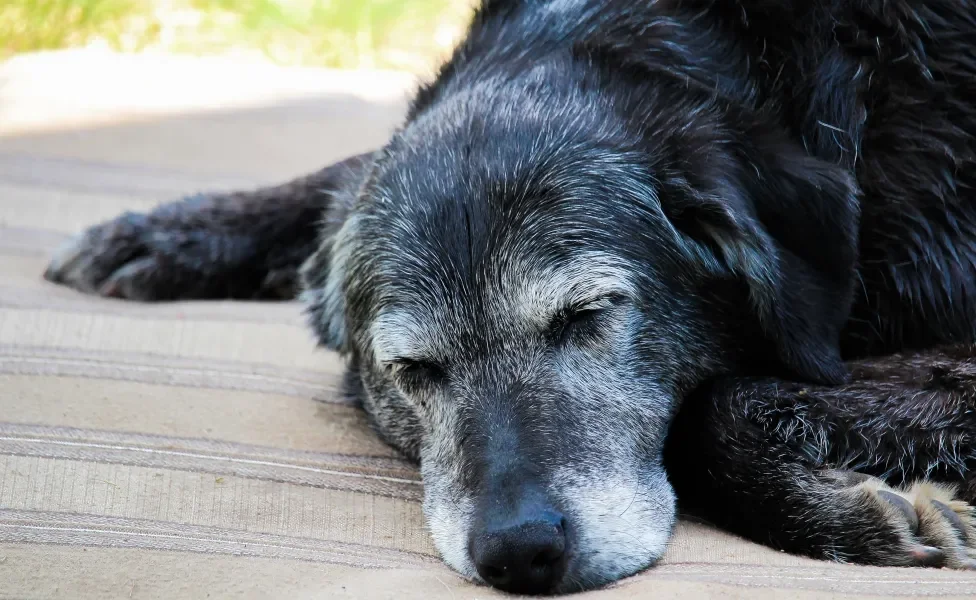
[470, 513, 568, 594]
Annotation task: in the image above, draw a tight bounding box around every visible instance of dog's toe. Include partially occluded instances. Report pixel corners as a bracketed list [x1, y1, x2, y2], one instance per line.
[97, 256, 166, 300]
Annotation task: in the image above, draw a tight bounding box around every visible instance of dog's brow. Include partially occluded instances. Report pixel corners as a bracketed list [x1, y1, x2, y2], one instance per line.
[370, 310, 436, 364]
[511, 257, 636, 326]
[573, 293, 627, 311]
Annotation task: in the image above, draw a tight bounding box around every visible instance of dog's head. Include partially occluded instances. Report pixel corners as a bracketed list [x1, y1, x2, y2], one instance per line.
[301, 76, 859, 593]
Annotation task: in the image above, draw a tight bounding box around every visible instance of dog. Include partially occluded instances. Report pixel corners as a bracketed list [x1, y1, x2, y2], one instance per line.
[43, 0, 976, 594]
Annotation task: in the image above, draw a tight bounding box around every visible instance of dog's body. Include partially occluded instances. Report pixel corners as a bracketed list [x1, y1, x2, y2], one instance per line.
[45, 0, 976, 593]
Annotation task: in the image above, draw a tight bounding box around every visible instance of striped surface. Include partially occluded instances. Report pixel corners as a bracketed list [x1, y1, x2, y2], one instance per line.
[2, 52, 975, 599]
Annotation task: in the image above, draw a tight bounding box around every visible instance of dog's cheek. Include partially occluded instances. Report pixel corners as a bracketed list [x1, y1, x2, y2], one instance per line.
[358, 376, 426, 462]
[555, 332, 674, 446]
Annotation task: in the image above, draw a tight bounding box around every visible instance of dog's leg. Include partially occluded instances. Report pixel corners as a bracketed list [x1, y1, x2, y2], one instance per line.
[44, 152, 373, 301]
[665, 344, 976, 568]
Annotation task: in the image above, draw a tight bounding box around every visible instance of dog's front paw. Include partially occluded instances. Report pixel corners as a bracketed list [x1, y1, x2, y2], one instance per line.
[828, 471, 976, 569]
[44, 211, 167, 300]
[44, 196, 298, 301]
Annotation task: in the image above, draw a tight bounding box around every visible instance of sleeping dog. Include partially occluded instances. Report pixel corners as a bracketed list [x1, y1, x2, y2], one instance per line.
[44, 0, 976, 594]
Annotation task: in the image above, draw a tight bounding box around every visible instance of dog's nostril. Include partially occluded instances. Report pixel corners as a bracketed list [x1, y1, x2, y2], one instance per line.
[531, 552, 553, 569]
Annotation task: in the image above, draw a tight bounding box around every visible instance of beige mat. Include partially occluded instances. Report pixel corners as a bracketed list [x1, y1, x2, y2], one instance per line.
[1, 51, 974, 599]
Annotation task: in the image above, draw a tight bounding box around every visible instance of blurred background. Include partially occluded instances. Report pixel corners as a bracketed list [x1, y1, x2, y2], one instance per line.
[1, 0, 475, 73]
[0, 1, 479, 195]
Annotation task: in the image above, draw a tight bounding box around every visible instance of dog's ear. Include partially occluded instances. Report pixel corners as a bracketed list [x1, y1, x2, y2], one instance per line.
[300, 230, 350, 352]
[664, 138, 859, 384]
[299, 153, 378, 353]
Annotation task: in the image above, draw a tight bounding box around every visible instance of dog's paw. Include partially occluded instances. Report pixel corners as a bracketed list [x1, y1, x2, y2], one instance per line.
[44, 198, 297, 301]
[44, 211, 167, 300]
[828, 471, 976, 569]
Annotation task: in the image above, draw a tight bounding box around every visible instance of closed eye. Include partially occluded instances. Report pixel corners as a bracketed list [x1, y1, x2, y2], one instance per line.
[388, 358, 446, 387]
[547, 295, 626, 345]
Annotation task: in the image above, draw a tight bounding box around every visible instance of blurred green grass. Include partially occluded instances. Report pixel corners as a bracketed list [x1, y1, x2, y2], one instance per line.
[0, 0, 474, 72]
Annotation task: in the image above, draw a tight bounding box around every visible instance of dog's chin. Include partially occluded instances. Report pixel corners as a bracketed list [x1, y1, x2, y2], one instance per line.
[422, 467, 677, 595]
[554, 534, 671, 594]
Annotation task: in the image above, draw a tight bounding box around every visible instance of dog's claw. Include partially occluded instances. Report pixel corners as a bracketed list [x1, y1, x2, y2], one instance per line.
[931, 500, 970, 543]
[910, 545, 946, 567]
[878, 490, 919, 534]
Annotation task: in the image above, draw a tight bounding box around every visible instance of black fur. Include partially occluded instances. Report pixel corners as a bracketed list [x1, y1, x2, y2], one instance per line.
[44, 0, 976, 592]
[667, 343, 976, 566]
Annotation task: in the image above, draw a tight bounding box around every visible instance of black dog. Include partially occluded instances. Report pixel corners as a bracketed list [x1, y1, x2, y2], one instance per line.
[45, 0, 976, 594]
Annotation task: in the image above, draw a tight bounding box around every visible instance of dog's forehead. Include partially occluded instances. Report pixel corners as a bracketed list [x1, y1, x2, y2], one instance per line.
[354, 114, 669, 360]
